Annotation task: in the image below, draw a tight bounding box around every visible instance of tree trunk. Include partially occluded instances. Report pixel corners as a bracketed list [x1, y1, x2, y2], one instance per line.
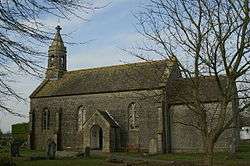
[204, 139, 215, 166]
[230, 79, 240, 155]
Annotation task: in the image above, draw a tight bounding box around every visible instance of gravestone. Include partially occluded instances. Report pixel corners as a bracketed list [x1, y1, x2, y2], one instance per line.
[10, 141, 20, 157]
[85, 146, 90, 158]
[148, 139, 157, 154]
[47, 141, 56, 159]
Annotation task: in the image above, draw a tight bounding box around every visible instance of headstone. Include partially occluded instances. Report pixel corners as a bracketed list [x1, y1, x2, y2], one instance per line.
[149, 138, 157, 154]
[85, 146, 90, 158]
[47, 141, 57, 159]
[10, 141, 20, 157]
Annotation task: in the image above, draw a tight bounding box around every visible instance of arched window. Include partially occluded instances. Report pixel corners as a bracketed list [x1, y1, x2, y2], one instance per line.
[49, 55, 55, 67]
[128, 102, 139, 130]
[55, 109, 62, 131]
[51, 55, 54, 61]
[78, 106, 86, 131]
[29, 111, 35, 131]
[60, 57, 64, 68]
[42, 109, 50, 130]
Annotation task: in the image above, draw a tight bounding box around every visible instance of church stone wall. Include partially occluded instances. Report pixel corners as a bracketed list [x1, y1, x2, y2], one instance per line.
[30, 89, 164, 152]
[170, 103, 234, 152]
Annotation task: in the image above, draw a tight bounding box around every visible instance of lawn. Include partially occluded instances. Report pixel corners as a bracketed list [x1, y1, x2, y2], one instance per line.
[0, 141, 249, 166]
[16, 157, 105, 166]
[113, 141, 250, 166]
[148, 141, 250, 165]
[0, 150, 108, 166]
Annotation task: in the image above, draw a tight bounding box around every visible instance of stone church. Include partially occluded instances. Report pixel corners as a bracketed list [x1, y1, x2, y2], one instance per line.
[29, 26, 234, 153]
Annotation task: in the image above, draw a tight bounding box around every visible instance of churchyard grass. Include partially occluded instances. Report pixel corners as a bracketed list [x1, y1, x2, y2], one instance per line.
[113, 141, 250, 165]
[148, 141, 250, 165]
[0, 146, 45, 158]
[0, 141, 249, 166]
[16, 157, 106, 166]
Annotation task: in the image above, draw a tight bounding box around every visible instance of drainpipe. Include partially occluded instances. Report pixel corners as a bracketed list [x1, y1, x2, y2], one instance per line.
[164, 88, 172, 153]
[165, 105, 172, 153]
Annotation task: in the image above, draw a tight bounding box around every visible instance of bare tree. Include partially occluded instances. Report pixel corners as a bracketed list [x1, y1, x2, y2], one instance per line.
[131, 0, 250, 165]
[0, 0, 96, 115]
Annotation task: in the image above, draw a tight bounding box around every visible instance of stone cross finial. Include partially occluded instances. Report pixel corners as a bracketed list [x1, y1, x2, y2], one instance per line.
[56, 25, 62, 32]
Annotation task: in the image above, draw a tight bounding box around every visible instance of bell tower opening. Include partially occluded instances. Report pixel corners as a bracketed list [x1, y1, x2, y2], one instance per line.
[46, 25, 67, 80]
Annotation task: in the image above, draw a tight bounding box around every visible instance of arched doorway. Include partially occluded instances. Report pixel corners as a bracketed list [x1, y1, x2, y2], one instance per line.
[90, 125, 103, 150]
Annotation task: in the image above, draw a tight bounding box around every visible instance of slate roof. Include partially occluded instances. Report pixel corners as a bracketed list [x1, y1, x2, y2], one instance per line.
[168, 76, 226, 104]
[99, 111, 120, 127]
[240, 111, 250, 127]
[31, 60, 175, 98]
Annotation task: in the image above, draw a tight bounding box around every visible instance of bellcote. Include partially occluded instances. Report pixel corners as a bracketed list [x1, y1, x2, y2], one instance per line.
[46, 26, 67, 80]
[49, 26, 66, 51]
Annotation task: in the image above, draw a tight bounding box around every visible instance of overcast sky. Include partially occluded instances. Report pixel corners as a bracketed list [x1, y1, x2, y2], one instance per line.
[0, 0, 151, 133]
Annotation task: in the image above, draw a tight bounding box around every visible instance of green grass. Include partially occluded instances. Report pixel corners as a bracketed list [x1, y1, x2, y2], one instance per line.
[1, 141, 250, 166]
[113, 141, 250, 165]
[1, 149, 107, 166]
[236, 141, 250, 159]
[0, 147, 45, 158]
[147, 141, 250, 165]
[150, 152, 203, 161]
[16, 158, 104, 166]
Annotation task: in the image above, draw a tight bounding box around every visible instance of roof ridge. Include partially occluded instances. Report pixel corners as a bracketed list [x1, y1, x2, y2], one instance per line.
[66, 59, 169, 74]
[173, 75, 226, 81]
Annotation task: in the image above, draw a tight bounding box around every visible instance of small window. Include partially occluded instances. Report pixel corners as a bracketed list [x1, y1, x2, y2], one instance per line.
[49, 55, 55, 67]
[78, 106, 86, 131]
[128, 102, 139, 130]
[55, 112, 59, 130]
[42, 109, 50, 130]
[51, 55, 55, 61]
[60, 57, 64, 68]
